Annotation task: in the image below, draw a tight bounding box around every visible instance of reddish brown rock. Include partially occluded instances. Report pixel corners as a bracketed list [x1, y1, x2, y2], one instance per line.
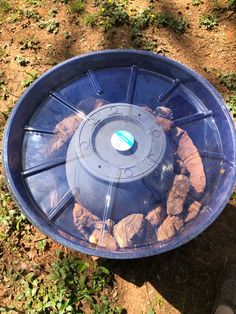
[173, 127, 206, 194]
[154, 106, 173, 132]
[95, 98, 109, 108]
[89, 229, 119, 250]
[167, 175, 190, 215]
[184, 201, 201, 223]
[73, 203, 103, 240]
[154, 106, 173, 120]
[145, 204, 166, 228]
[113, 214, 146, 248]
[155, 116, 173, 132]
[50, 114, 82, 153]
[49, 98, 109, 153]
[157, 215, 184, 241]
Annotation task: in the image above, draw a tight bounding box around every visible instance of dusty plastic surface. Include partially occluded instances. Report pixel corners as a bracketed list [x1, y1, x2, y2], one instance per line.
[3, 50, 236, 259]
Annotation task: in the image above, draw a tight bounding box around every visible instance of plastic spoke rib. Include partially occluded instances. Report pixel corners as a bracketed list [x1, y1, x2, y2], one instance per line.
[48, 189, 75, 221]
[157, 79, 180, 103]
[21, 155, 75, 177]
[87, 70, 103, 95]
[126, 65, 139, 104]
[24, 125, 55, 135]
[98, 168, 120, 245]
[198, 150, 224, 160]
[50, 91, 95, 124]
[172, 110, 212, 127]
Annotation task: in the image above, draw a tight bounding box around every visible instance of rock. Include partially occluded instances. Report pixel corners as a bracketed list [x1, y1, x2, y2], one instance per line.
[157, 215, 184, 241]
[113, 214, 146, 248]
[50, 114, 82, 153]
[95, 98, 109, 108]
[73, 203, 103, 240]
[154, 106, 173, 132]
[167, 175, 190, 215]
[49, 98, 109, 153]
[89, 229, 119, 250]
[154, 106, 173, 119]
[172, 127, 206, 194]
[184, 201, 201, 223]
[155, 116, 173, 132]
[145, 204, 166, 228]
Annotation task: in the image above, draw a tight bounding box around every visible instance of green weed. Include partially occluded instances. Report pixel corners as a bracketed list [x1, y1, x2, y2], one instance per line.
[21, 9, 41, 21]
[19, 38, 40, 51]
[49, 8, 58, 17]
[155, 12, 188, 33]
[14, 257, 123, 313]
[85, 14, 97, 27]
[100, 0, 128, 31]
[0, 0, 11, 14]
[228, 0, 236, 7]
[39, 19, 59, 33]
[16, 55, 30, 66]
[25, 0, 45, 7]
[69, 0, 84, 14]
[7, 11, 23, 23]
[0, 179, 27, 239]
[130, 8, 155, 48]
[219, 72, 236, 91]
[199, 15, 218, 29]
[23, 72, 38, 87]
[226, 94, 236, 117]
[192, 0, 202, 5]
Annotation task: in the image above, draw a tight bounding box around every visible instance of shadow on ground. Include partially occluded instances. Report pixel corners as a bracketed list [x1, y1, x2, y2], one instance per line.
[98, 203, 236, 314]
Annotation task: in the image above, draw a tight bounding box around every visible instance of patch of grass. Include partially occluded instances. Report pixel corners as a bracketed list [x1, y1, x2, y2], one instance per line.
[25, 0, 44, 7]
[199, 15, 218, 29]
[226, 94, 236, 117]
[0, 179, 28, 239]
[69, 0, 84, 14]
[49, 8, 58, 17]
[13, 257, 123, 313]
[192, 0, 202, 6]
[85, 13, 97, 27]
[155, 12, 188, 33]
[100, 0, 128, 31]
[219, 72, 236, 91]
[0, 0, 11, 14]
[39, 19, 59, 33]
[15, 55, 30, 66]
[7, 11, 23, 23]
[130, 8, 155, 48]
[19, 38, 40, 51]
[23, 72, 38, 87]
[21, 9, 41, 21]
[228, 0, 236, 7]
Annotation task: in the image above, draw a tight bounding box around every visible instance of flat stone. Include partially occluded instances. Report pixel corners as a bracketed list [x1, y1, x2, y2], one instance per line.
[173, 127, 206, 194]
[113, 214, 146, 248]
[184, 201, 201, 223]
[145, 204, 166, 228]
[73, 203, 104, 240]
[157, 215, 184, 241]
[167, 175, 190, 215]
[89, 229, 119, 250]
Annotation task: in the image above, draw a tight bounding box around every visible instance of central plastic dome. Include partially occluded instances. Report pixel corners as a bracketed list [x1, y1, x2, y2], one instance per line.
[3, 50, 236, 258]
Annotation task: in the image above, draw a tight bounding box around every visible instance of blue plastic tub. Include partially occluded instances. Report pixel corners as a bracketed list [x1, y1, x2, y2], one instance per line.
[3, 49, 236, 259]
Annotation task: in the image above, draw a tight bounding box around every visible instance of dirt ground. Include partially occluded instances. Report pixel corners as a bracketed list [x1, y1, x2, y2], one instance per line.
[0, 0, 236, 313]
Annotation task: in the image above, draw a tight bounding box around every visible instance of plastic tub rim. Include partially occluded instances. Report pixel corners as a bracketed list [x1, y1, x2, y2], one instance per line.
[3, 49, 236, 259]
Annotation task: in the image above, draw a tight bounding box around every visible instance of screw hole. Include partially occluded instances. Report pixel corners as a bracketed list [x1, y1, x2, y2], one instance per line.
[98, 165, 101, 168]
[138, 113, 141, 116]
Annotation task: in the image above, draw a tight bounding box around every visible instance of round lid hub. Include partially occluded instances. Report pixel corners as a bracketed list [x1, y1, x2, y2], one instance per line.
[68, 103, 167, 183]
